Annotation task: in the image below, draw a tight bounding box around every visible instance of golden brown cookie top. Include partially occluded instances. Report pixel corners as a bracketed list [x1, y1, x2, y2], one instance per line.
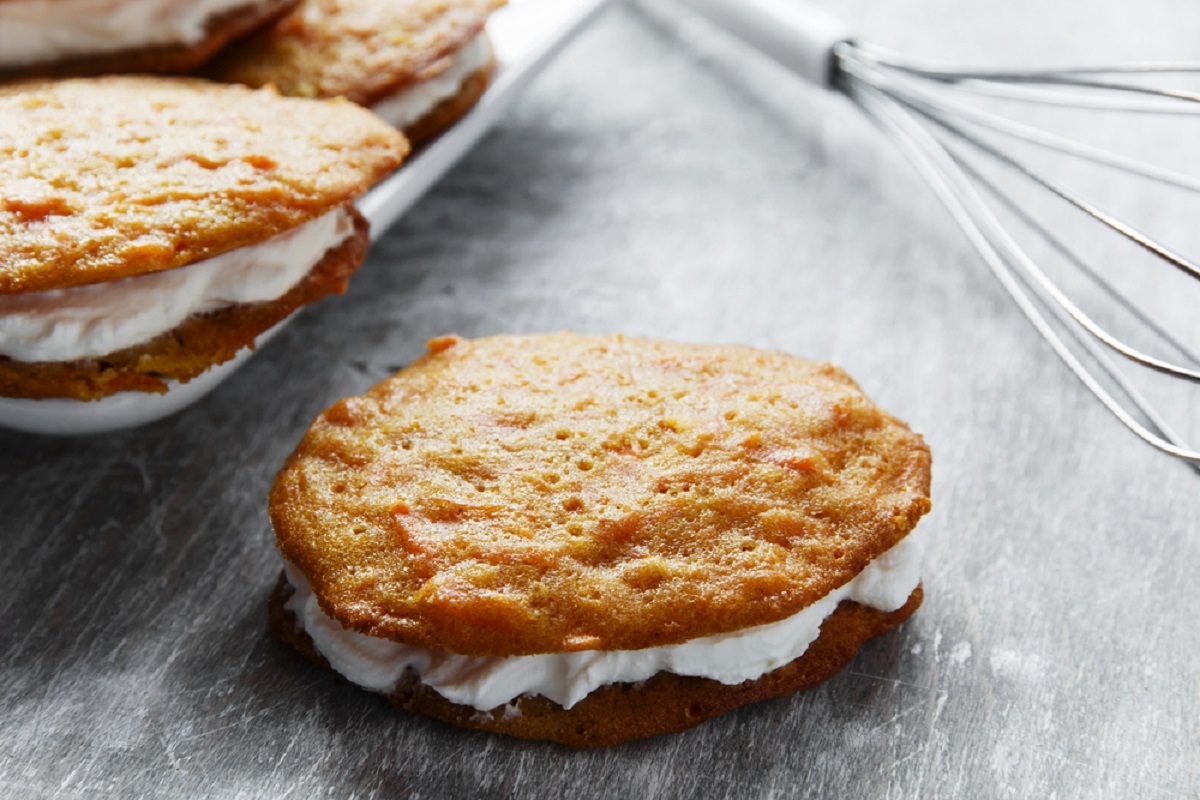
[271, 333, 933, 657]
[207, 0, 506, 106]
[0, 76, 408, 295]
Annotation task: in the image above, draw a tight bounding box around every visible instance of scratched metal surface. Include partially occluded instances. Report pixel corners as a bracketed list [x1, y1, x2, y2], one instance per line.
[2, 1, 1199, 797]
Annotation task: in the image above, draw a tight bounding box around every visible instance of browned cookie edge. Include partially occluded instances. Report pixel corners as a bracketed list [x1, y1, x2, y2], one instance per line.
[269, 574, 923, 748]
[0, 207, 368, 401]
[399, 55, 496, 149]
[0, 0, 299, 79]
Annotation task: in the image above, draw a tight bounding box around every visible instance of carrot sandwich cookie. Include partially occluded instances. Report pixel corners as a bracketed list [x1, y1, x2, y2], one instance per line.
[0, 76, 408, 402]
[269, 333, 933, 748]
[208, 0, 506, 146]
[0, 0, 298, 78]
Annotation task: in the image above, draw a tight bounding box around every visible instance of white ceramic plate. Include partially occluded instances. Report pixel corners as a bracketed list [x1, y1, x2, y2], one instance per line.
[0, 0, 612, 436]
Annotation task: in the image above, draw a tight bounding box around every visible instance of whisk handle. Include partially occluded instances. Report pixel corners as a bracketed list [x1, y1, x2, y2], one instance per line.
[674, 0, 853, 88]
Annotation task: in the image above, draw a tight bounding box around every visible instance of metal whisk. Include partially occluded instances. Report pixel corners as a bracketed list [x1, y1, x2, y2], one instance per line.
[673, 0, 1200, 464]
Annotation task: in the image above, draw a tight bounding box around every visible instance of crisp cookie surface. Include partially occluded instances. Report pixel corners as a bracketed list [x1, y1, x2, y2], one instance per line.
[271, 334, 932, 657]
[0, 0, 298, 79]
[0, 76, 408, 295]
[207, 0, 505, 106]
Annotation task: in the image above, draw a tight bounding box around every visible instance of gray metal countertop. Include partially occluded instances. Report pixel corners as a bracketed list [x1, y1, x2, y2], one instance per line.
[2, 1, 1198, 796]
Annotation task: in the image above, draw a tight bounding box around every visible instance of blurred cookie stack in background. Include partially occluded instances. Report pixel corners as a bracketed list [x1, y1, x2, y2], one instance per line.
[0, 0, 301, 78]
[0, 0, 508, 416]
[207, 0, 507, 146]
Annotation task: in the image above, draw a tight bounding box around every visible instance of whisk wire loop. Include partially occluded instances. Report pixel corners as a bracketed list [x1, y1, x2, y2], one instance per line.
[674, 0, 1200, 463]
[841, 67, 1200, 194]
[839, 43, 1200, 114]
[953, 158, 1200, 373]
[838, 45, 1200, 462]
[848, 43, 1200, 99]
[840, 54, 1200, 383]
[847, 76, 1200, 463]
[840, 54, 1200, 283]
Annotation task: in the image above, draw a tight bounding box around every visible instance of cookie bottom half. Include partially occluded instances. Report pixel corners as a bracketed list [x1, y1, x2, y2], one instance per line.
[269, 573, 922, 748]
[0, 0, 297, 80]
[402, 60, 496, 149]
[0, 207, 368, 401]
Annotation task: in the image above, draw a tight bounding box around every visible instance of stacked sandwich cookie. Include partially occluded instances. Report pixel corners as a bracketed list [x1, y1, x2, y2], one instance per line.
[0, 0, 299, 78]
[269, 333, 932, 747]
[0, 76, 408, 401]
[208, 0, 506, 146]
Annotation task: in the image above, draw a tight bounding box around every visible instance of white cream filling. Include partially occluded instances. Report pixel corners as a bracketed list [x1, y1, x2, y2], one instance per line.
[0, 208, 355, 363]
[0, 0, 265, 66]
[371, 34, 493, 130]
[283, 531, 923, 711]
